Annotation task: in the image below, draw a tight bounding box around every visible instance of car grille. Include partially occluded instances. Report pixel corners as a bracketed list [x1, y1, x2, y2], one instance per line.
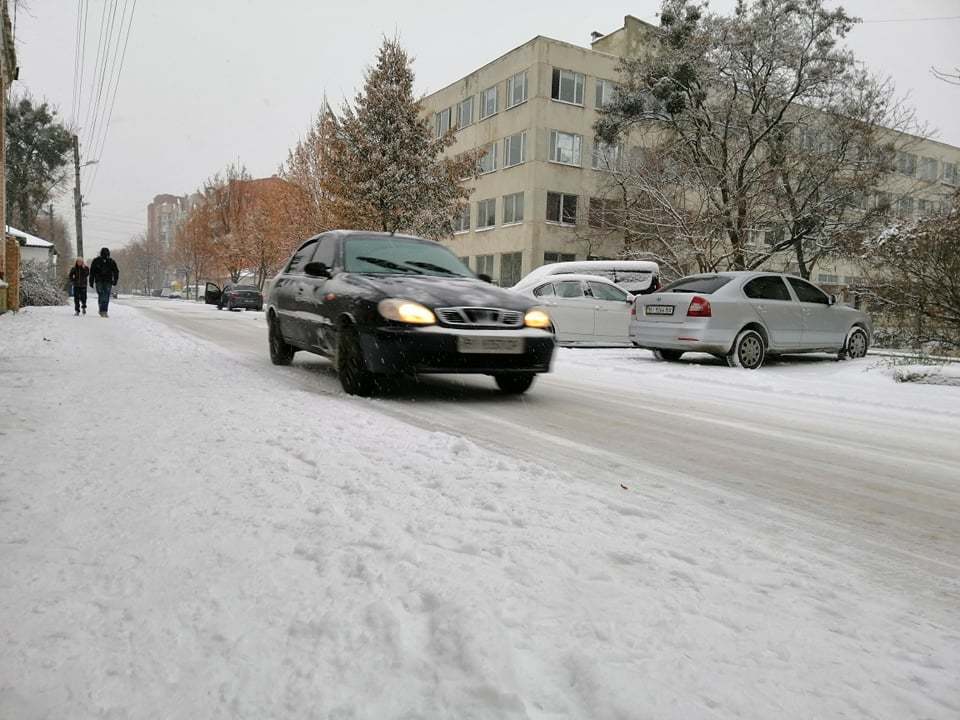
[435, 307, 524, 328]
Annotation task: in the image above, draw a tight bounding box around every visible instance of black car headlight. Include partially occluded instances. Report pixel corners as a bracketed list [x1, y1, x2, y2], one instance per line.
[377, 299, 437, 325]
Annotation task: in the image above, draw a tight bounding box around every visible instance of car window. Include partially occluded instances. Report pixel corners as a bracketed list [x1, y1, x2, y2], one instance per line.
[743, 276, 792, 301]
[555, 281, 585, 298]
[234, 285, 258, 292]
[533, 283, 555, 297]
[343, 236, 473, 277]
[313, 236, 337, 269]
[587, 281, 629, 302]
[287, 240, 318, 274]
[787, 277, 830, 305]
[663, 276, 732, 294]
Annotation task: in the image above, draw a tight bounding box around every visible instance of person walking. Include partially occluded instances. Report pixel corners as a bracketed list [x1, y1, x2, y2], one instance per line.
[67, 258, 90, 316]
[89, 247, 119, 317]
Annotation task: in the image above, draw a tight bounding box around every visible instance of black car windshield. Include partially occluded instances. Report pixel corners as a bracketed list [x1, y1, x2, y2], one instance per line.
[233, 285, 258, 292]
[662, 276, 733, 294]
[344, 236, 474, 278]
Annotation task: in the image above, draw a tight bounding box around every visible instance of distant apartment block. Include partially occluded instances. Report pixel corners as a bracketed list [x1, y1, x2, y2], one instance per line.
[147, 193, 199, 252]
[422, 15, 960, 288]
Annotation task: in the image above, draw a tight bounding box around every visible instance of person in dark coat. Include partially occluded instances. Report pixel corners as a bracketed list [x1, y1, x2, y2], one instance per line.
[67, 258, 89, 316]
[89, 247, 119, 317]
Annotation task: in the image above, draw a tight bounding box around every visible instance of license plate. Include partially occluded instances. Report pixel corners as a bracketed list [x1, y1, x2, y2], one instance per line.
[645, 305, 675, 316]
[457, 336, 524, 354]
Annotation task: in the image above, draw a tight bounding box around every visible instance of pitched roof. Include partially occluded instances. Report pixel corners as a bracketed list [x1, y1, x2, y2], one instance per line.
[6, 225, 55, 250]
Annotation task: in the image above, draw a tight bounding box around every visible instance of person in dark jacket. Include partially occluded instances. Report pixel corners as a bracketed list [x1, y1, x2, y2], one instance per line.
[89, 247, 119, 317]
[68, 258, 90, 316]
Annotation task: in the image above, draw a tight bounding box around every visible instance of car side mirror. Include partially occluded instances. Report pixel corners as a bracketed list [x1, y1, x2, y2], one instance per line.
[828, 294, 837, 306]
[477, 273, 493, 284]
[304, 261, 331, 278]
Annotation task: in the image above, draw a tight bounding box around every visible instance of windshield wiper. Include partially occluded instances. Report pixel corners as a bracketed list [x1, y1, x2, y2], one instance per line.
[404, 261, 460, 275]
[355, 256, 422, 274]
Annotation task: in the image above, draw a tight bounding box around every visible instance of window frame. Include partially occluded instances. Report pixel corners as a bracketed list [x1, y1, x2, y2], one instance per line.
[476, 198, 497, 230]
[788, 277, 830, 305]
[453, 205, 471, 234]
[587, 280, 630, 302]
[591, 139, 623, 171]
[477, 143, 498, 175]
[505, 71, 528, 109]
[551, 68, 585, 106]
[499, 251, 523, 287]
[594, 79, 618, 109]
[479, 85, 499, 120]
[546, 191, 579, 226]
[457, 96, 474, 129]
[742, 275, 793, 302]
[549, 130, 583, 167]
[502, 192, 524, 225]
[433, 107, 451, 138]
[286, 238, 319, 274]
[503, 131, 527, 168]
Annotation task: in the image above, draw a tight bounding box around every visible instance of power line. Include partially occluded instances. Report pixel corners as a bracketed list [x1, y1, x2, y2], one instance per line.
[88, 0, 131, 171]
[861, 15, 960, 24]
[83, 0, 121, 153]
[80, 0, 111, 144]
[71, 0, 82, 126]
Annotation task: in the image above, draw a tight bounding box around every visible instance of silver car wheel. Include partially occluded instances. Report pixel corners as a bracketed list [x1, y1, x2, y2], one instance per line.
[727, 329, 765, 369]
[845, 328, 868, 360]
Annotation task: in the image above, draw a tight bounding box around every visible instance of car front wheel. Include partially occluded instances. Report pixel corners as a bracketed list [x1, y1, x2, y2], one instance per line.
[726, 329, 765, 369]
[840, 327, 869, 360]
[337, 327, 377, 396]
[268, 315, 296, 366]
[494, 373, 535, 394]
[653, 349, 684, 362]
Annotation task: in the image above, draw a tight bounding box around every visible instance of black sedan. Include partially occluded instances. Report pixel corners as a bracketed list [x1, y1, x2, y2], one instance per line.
[265, 231, 555, 395]
[205, 283, 264, 311]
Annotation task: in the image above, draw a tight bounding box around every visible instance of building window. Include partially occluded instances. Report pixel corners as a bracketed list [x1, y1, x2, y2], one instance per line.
[479, 85, 498, 120]
[503, 131, 527, 168]
[503, 192, 524, 224]
[477, 198, 496, 228]
[547, 192, 578, 225]
[549, 130, 582, 166]
[506, 71, 528, 108]
[551, 68, 584, 105]
[595, 79, 618, 109]
[896, 151, 917, 177]
[875, 192, 892, 214]
[433, 108, 451, 138]
[917, 156, 938, 181]
[476, 254, 494, 277]
[917, 198, 938, 216]
[897, 195, 914, 218]
[457, 97, 474, 128]
[500, 252, 523, 287]
[477, 143, 498, 174]
[592, 139, 622, 171]
[453, 205, 470, 233]
[544, 252, 576, 264]
[817, 274, 840, 285]
[588, 198, 622, 228]
[943, 161, 959, 186]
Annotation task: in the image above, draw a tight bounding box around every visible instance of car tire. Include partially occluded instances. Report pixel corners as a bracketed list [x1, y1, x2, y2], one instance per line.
[726, 329, 765, 369]
[494, 373, 536, 395]
[337, 327, 377, 396]
[840, 327, 869, 360]
[652, 349, 684, 362]
[268, 314, 296, 366]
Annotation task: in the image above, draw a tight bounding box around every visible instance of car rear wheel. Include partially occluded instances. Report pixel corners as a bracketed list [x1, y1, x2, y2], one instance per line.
[840, 327, 869, 360]
[726, 329, 765, 369]
[652, 349, 684, 362]
[337, 327, 377, 396]
[494, 373, 535, 395]
[268, 314, 296, 366]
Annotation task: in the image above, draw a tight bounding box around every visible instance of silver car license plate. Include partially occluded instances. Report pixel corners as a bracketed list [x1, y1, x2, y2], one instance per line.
[645, 305, 675, 316]
[457, 336, 524, 354]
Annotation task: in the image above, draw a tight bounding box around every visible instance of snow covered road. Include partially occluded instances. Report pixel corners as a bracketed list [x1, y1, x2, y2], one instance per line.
[2, 300, 959, 719]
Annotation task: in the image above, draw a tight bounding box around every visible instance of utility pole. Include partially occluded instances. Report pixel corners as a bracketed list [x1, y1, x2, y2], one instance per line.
[72, 134, 84, 259]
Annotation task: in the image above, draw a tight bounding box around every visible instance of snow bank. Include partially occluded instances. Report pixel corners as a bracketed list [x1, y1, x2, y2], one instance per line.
[1, 306, 958, 719]
[893, 363, 960, 386]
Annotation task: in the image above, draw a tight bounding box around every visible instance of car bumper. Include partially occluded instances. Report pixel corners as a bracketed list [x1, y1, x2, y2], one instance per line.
[359, 325, 555, 375]
[227, 298, 262, 308]
[629, 320, 734, 355]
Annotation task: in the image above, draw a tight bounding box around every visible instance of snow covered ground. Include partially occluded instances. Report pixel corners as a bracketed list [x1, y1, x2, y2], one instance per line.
[1, 302, 959, 719]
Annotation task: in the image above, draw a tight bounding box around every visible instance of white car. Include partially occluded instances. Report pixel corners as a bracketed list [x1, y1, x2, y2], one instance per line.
[513, 259, 660, 295]
[515, 274, 634, 346]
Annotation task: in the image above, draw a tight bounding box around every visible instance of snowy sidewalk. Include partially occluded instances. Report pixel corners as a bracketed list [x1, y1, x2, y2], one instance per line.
[1, 305, 958, 719]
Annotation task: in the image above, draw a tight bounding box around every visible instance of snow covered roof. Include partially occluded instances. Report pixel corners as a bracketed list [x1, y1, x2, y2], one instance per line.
[6, 225, 55, 251]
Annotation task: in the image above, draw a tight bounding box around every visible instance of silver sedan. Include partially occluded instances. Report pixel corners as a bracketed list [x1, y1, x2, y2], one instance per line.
[630, 272, 872, 369]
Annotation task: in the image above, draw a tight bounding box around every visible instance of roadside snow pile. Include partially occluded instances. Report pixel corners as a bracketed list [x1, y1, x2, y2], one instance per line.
[893, 363, 960, 386]
[2, 306, 959, 719]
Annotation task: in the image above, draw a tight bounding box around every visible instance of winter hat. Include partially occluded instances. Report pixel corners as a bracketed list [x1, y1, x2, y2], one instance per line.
[100, 247, 110, 258]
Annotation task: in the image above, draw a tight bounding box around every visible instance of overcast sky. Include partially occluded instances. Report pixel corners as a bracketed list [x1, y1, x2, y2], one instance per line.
[12, 0, 960, 252]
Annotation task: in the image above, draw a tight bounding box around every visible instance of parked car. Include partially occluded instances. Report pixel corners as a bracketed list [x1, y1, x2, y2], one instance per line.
[630, 272, 872, 369]
[266, 231, 556, 395]
[514, 273, 634, 346]
[514, 260, 661, 295]
[205, 283, 263, 311]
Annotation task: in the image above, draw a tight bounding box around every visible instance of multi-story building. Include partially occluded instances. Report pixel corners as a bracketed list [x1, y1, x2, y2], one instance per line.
[422, 15, 960, 289]
[146, 193, 199, 253]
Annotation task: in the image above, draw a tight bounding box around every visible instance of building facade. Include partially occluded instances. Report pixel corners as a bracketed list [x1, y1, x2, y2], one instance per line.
[422, 15, 960, 289]
[147, 193, 199, 253]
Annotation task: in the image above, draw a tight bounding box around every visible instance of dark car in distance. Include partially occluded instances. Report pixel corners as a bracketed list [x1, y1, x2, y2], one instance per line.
[205, 283, 264, 311]
[266, 231, 556, 396]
